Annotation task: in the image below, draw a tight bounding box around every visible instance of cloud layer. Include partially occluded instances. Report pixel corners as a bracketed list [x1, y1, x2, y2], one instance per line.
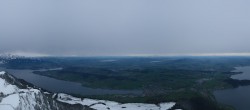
[0, 0, 250, 56]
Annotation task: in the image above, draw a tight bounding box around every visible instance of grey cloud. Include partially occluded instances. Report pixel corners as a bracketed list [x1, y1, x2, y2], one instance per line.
[0, 0, 250, 56]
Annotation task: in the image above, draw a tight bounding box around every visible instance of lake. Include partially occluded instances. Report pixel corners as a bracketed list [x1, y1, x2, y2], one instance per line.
[231, 67, 250, 80]
[214, 66, 250, 110]
[0, 67, 141, 96]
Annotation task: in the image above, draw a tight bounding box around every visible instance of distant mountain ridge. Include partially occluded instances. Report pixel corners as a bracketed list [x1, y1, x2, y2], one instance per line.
[0, 53, 23, 60]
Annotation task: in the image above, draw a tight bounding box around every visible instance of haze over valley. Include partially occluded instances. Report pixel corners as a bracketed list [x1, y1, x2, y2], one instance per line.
[1, 0, 250, 110]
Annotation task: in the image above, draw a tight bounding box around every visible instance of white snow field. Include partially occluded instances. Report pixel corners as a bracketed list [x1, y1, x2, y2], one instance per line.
[0, 71, 52, 110]
[0, 71, 6, 75]
[56, 93, 177, 110]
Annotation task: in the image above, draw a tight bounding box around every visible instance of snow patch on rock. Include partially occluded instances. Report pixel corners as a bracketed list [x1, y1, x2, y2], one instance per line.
[0, 105, 15, 110]
[0, 77, 18, 95]
[56, 93, 176, 110]
[0, 94, 20, 109]
[0, 71, 5, 75]
[0, 74, 52, 110]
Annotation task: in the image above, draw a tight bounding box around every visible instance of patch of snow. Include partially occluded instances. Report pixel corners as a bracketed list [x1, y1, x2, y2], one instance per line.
[52, 93, 57, 98]
[44, 92, 50, 94]
[18, 89, 41, 110]
[29, 89, 40, 94]
[57, 93, 176, 110]
[57, 93, 82, 104]
[0, 78, 18, 95]
[159, 103, 176, 110]
[0, 105, 15, 110]
[0, 71, 5, 75]
[0, 94, 20, 109]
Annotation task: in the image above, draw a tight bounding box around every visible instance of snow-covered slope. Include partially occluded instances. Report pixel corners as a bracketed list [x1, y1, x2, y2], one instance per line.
[0, 71, 90, 110]
[56, 93, 176, 110]
[0, 71, 179, 110]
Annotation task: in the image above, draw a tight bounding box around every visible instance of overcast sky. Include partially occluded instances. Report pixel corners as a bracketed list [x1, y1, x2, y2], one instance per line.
[0, 0, 250, 56]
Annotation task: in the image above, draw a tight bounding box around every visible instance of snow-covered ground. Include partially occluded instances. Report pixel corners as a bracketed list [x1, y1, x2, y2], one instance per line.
[0, 71, 53, 110]
[0, 105, 15, 110]
[0, 71, 19, 110]
[56, 93, 177, 110]
[0, 72, 18, 95]
[0, 94, 20, 109]
[0, 71, 6, 75]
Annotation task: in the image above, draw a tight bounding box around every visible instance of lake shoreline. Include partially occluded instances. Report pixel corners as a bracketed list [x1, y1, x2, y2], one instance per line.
[0, 67, 142, 96]
[214, 66, 250, 110]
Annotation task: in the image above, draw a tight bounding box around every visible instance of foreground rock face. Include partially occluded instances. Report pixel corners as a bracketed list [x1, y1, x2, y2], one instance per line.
[0, 71, 178, 110]
[0, 71, 90, 110]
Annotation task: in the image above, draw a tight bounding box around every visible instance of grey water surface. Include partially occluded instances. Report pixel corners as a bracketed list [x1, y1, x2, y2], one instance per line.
[0, 67, 141, 96]
[214, 66, 250, 110]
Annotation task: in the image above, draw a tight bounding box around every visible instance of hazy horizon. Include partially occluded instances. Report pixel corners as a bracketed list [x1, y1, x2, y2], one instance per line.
[1, 0, 250, 56]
